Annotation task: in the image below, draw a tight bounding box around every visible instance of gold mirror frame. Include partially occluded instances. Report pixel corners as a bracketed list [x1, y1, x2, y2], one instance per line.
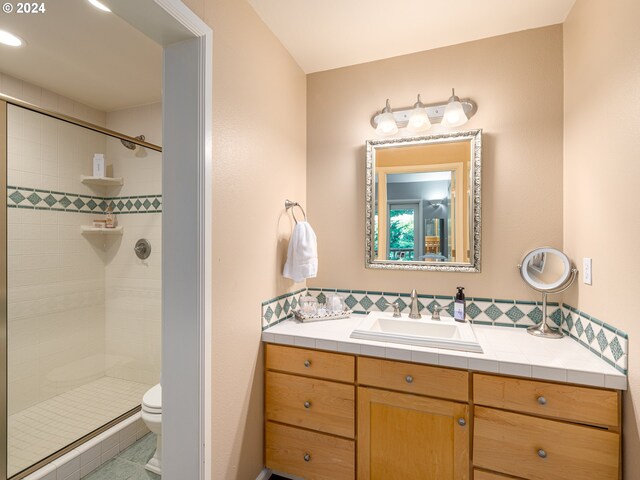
[365, 129, 482, 272]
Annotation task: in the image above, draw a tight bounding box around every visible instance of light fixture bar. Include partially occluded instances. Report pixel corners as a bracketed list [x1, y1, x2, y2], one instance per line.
[370, 98, 476, 129]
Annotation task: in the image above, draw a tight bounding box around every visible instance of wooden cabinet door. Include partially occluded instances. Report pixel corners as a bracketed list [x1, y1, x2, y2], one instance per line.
[358, 387, 469, 480]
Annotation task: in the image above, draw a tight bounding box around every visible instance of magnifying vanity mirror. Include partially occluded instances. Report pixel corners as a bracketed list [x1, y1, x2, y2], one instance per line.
[518, 247, 578, 339]
[365, 129, 482, 272]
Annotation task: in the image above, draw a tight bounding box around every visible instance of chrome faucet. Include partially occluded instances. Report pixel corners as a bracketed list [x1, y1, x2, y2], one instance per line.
[409, 289, 422, 319]
[431, 305, 443, 321]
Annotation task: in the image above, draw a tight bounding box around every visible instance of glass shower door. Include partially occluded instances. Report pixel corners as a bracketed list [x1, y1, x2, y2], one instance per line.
[3, 101, 162, 478]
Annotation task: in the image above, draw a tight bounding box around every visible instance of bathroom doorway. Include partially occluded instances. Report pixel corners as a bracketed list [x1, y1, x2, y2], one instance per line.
[0, 1, 212, 478]
[2, 100, 162, 478]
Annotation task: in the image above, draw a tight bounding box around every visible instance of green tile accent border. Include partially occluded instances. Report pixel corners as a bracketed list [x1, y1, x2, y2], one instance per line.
[261, 288, 629, 375]
[562, 303, 628, 374]
[7, 186, 162, 214]
[261, 288, 306, 329]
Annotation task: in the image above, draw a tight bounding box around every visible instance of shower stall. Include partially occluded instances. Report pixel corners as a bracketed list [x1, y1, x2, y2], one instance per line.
[0, 96, 162, 479]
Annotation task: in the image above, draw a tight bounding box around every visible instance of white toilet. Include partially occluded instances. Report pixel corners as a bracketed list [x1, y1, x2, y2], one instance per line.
[142, 383, 162, 475]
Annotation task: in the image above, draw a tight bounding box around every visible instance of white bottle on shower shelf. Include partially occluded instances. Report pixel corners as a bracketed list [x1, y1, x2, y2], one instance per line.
[93, 153, 105, 178]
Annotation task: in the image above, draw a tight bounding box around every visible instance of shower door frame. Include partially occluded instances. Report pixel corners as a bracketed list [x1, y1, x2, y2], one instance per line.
[0, 96, 162, 480]
[0, 100, 7, 480]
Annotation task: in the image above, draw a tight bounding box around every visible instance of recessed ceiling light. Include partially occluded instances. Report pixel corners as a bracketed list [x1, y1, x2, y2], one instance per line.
[0, 30, 24, 47]
[87, 0, 111, 12]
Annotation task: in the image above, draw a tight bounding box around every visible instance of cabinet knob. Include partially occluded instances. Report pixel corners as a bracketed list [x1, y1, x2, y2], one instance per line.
[537, 449, 547, 459]
[405, 375, 414, 384]
[537, 396, 547, 406]
[304, 359, 311, 368]
[457, 418, 466, 427]
[304, 401, 311, 409]
[304, 453, 311, 462]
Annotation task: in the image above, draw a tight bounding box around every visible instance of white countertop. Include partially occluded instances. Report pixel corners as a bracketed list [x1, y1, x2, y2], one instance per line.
[262, 314, 627, 390]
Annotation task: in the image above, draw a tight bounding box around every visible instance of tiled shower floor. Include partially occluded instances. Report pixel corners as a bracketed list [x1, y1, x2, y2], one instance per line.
[9, 377, 152, 476]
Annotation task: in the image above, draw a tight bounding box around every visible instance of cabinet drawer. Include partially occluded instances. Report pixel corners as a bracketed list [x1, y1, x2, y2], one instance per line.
[473, 374, 619, 427]
[358, 356, 468, 401]
[473, 407, 620, 480]
[475, 469, 524, 479]
[266, 422, 355, 480]
[266, 371, 355, 438]
[266, 344, 355, 383]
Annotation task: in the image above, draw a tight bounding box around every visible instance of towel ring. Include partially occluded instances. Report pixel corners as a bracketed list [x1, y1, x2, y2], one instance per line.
[285, 199, 307, 224]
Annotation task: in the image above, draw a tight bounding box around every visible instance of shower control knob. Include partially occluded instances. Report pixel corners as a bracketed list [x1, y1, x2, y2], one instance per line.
[134, 239, 152, 260]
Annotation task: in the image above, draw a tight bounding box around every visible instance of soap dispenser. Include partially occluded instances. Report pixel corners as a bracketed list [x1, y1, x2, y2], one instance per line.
[454, 287, 466, 322]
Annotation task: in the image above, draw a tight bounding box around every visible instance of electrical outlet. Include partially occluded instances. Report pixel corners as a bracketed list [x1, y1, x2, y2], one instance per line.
[583, 257, 592, 285]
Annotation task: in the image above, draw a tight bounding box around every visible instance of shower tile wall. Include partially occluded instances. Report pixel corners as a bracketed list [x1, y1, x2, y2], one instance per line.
[0, 71, 106, 127]
[103, 104, 162, 386]
[7, 105, 108, 415]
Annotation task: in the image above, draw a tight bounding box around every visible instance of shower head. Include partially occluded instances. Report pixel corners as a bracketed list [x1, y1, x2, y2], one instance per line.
[121, 135, 146, 150]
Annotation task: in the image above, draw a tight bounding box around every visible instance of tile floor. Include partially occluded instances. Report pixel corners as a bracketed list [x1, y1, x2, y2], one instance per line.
[9, 376, 152, 476]
[82, 433, 159, 480]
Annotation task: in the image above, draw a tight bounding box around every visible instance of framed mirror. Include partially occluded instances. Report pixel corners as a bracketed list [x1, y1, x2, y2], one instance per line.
[365, 129, 482, 272]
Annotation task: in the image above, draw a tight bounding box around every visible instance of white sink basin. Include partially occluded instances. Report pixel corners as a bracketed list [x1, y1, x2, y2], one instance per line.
[350, 312, 483, 353]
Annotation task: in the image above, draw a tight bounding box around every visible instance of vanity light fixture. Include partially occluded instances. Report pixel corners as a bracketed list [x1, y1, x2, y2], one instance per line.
[375, 99, 399, 136]
[87, 0, 111, 12]
[407, 94, 431, 133]
[441, 88, 468, 128]
[371, 89, 476, 135]
[0, 30, 24, 47]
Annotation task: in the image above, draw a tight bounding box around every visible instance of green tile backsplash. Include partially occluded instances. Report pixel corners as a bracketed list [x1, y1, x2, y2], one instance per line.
[261, 287, 628, 375]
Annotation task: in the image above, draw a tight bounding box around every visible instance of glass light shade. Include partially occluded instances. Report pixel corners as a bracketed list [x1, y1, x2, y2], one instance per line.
[407, 107, 431, 132]
[442, 100, 468, 127]
[376, 111, 398, 135]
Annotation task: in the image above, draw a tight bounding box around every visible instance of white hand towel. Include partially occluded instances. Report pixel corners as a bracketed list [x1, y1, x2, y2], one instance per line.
[283, 221, 318, 282]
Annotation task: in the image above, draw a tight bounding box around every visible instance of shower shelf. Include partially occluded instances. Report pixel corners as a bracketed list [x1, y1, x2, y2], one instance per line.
[81, 175, 124, 187]
[81, 226, 123, 235]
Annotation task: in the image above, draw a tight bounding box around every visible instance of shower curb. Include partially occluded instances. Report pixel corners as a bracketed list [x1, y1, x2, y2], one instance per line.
[21, 413, 149, 480]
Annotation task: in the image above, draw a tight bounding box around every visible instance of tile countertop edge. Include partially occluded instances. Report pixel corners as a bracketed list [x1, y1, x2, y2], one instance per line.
[261, 317, 627, 391]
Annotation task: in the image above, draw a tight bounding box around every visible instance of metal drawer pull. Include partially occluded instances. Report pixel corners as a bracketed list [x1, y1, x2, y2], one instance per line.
[304, 453, 311, 462]
[304, 360, 311, 368]
[458, 418, 466, 427]
[537, 396, 547, 405]
[304, 401, 311, 409]
[405, 375, 414, 384]
[538, 449, 547, 459]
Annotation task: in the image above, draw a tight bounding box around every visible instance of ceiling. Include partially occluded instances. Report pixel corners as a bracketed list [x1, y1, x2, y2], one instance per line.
[0, 0, 162, 112]
[248, 0, 576, 73]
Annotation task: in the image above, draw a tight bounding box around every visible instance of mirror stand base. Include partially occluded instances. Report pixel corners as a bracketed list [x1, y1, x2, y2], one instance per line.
[527, 323, 564, 339]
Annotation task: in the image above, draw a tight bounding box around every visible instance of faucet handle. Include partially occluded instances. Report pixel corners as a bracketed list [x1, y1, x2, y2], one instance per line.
[432, 305, 443, 321]
[387, 301, 402, 317]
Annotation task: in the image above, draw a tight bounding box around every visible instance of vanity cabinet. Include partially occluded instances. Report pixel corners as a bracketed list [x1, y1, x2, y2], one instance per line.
[473, 374, 621, 480]
[357, 357, 470, 479]
[263, 344, 621, 480]
[265, 344, 356, 480]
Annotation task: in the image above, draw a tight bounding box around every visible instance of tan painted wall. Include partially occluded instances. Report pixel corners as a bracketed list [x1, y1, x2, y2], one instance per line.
[307, 26, 564, 299]
[563, 1, 640, 477]
[182, 0, 307, 478]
